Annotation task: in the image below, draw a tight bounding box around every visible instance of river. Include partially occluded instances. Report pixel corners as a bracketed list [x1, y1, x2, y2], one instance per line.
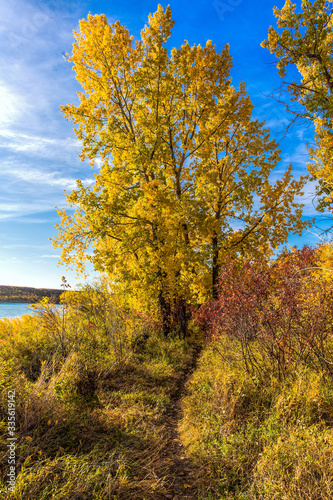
[0, 303, 62, 320]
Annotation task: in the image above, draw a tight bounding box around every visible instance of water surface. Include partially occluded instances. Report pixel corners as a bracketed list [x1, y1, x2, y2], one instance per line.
[0, 303, 62, 320]
[0, 303, 34, 319]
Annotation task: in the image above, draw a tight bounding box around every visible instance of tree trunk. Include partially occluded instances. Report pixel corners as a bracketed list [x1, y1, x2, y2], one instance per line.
[156, 265, 171, 337]
[159, 289, 171, 337]
[212, 234, 220, 299]
[178, 299, 187, 339]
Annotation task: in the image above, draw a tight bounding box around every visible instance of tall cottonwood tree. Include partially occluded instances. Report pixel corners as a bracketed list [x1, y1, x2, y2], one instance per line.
[53, 5, 309, 335]
[262, 0, 333, 213]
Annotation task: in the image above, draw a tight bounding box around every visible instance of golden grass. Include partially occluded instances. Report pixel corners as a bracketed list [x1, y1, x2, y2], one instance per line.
[180, 336, 333, 499]
[0, 305, 198, 499]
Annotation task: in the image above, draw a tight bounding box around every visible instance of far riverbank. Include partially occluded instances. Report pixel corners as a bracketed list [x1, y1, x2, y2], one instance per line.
[0, 285, 62, 304]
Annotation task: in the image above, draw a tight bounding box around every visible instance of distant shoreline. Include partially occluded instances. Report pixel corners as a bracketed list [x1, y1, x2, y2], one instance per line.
[0, 300, 33, 304]
[0, 286, 62, 304]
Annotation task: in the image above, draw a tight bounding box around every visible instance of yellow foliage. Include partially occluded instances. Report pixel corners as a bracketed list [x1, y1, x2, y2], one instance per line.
[262, 0, 333, 212]
[53, 5, 310, 328]
[314, 242, 333, 281]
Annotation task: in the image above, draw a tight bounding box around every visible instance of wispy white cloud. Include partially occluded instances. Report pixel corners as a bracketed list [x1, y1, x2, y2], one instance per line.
[0, 155, 94, 200]
[281, 143, 311, 170]
[0, 129, 81, 157]
[0, 202, 22, 213]
[0, 82, 30, 126]
[0, 0, 92, 232]
[1, 166, 92, 190]
[0, 0, 84, 141]
[0, 199, 59, 219]
[8, 217, 55, 224]
[1, 243, 49, 249]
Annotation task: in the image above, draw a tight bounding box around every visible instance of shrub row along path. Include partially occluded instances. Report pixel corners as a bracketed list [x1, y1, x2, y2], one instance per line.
[154, 344, 203, 500]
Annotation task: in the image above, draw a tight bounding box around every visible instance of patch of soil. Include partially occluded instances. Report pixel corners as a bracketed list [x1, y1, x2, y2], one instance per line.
[156, 344, 203, 499]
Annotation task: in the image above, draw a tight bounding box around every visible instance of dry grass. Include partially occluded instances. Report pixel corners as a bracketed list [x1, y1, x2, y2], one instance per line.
[180, 336, 333, 499]
[0, 303, 200, 499]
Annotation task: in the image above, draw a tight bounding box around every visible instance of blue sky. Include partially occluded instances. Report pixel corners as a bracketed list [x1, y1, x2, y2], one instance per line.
[0, 0, 326, 288]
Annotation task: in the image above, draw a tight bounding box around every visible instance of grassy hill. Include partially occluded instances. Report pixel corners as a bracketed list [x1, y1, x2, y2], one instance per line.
[0, 285, 62, 304]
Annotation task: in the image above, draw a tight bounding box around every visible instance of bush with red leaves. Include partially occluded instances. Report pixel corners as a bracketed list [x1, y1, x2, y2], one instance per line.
[196, 246, 333, 379]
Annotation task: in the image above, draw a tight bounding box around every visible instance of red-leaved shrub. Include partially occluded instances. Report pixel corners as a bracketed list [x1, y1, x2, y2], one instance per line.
[196, 247, 333, 379]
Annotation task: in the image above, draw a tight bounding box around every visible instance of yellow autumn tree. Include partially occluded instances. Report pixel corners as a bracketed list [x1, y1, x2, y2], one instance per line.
[53, 5, 309, 336]
[262, 0, 333, 212]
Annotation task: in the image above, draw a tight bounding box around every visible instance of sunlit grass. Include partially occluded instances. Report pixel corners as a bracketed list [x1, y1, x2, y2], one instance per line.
[0, 295, 195, 499]
[180, 336, 333, 499]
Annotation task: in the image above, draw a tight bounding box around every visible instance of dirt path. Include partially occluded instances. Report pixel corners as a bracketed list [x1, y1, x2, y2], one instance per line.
[155, 344, 203, 500]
